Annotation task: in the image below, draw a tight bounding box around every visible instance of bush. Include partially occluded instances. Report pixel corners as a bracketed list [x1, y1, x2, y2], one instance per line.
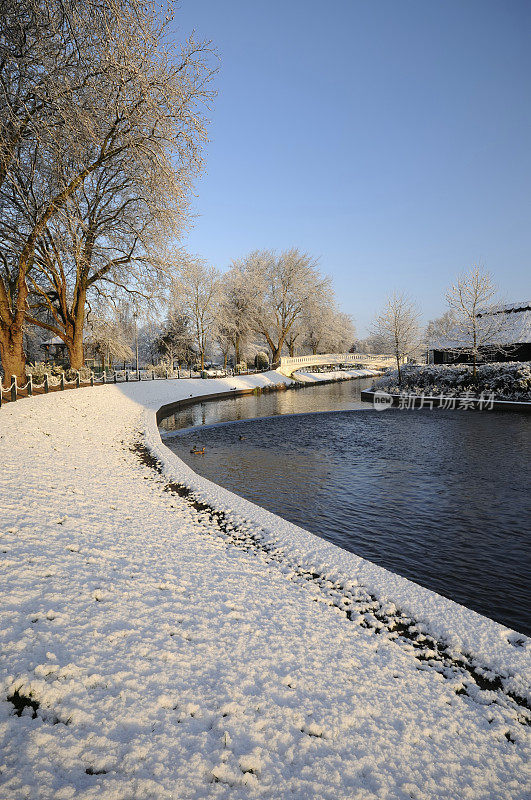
[25, 362, 52, 385]
[143, 363, 169, 378]
[65, 366, 92, 382]
[254, 352, 269, 370]
[26, 363, 94, 385]
[373, 362, 531, 401]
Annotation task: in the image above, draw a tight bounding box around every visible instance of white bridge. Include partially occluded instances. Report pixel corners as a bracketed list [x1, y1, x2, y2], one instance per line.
[278, 353, 397, 377]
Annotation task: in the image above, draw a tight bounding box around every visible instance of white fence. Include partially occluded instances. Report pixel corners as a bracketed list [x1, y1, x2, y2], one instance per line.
[278, 353, 397, 376]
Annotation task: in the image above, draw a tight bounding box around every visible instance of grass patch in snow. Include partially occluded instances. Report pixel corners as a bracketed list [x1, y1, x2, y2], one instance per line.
[7, 689, 39, 718]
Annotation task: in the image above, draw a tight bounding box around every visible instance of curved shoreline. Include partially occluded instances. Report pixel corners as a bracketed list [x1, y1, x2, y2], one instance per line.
[156, 367, 380, 426]
[142, 377, 530, 667]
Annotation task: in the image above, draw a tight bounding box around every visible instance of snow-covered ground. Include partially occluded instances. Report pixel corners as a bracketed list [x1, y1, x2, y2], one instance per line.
[1, 372, 529, 800]
[293, 368, 380, 383]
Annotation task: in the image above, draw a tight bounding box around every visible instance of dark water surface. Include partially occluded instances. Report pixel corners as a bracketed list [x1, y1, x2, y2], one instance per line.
[161, 380, 531, 635]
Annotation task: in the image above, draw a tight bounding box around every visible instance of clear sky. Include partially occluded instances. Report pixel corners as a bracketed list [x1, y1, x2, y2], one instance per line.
[172, 0, 530, 335]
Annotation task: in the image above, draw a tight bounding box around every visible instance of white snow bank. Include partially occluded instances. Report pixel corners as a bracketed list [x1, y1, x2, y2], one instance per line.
[1, 372, 529, 800]
[294, 368, 381, 383]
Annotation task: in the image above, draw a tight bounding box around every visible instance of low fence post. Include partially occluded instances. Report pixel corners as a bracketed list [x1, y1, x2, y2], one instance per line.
[152, 370, 155, 380]
[125, 370, 129, 382]
[165, 369, 168, 379]
[11, 375, 17, 402]
[60, 373, 65, 391]
[102, 371, 106, 384]
[27, 374, 33, 396]
[76, 371, 80, 388]
[113, 371, 117, 383]
[44, 374, 49, 393]
[90, 371, 94, 387]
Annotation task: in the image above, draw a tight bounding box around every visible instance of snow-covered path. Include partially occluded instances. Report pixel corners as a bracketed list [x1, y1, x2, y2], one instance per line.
[1, 375, 529, 799]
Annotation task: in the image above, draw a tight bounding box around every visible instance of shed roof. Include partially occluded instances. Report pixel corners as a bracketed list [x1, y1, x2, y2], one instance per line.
[432, 301, 531, 350]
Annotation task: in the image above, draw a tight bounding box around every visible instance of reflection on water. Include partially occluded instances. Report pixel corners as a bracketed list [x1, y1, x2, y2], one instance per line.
[160, 383, 531, 635]
[159, 377, 374, 432]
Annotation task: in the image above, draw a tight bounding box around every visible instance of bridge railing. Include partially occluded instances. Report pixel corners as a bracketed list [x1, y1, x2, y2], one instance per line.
[279, 353, 395, 369]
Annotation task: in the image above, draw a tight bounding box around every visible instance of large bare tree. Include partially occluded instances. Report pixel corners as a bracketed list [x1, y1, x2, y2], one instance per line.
[238, 249, 332, 365]
[217, 262, 256, 365]
[0, 0, 214, 384]
[302, 303, 356, 355]
[371, 292, 421, 384]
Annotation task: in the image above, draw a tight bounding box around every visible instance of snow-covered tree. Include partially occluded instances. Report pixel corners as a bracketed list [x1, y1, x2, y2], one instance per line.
[172, 258, 220, 371]
[217, 262, 257, 364]
[371, 292, 421, 384]
[0, 0, 215, 384]
[85, 314, 133, 371]
[445, 266, 510, 377]
[238, 249, 332, 364]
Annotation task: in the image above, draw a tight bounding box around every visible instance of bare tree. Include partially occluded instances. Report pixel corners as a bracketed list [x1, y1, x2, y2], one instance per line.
[445, 265, 509, 378]
[172, 258, 220, 370]
[303, 303, 356, 355]
[0, 0, 215, 384]
[371, 292, 421, 384]
[215, 324, 233, 369]
[25, 147, 181, 368]
[217, 261, 257, 365]
[426, 311, 456, 344]
[85, 313, 133, 372]
[238, 248, 332, 365]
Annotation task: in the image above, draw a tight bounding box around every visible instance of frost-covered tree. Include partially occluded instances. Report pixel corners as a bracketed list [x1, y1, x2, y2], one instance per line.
[371, 292, 421, 384]
[426, 311, 456, 346]
[445, 266, 509, 378]
[238, 249, 332, 364]
[217, 262, 257, 364]
[0, 0, 215, 384]
[85, 312, 133, 371]
[172, 258, 220, 371]
[303, 307, 356, 355]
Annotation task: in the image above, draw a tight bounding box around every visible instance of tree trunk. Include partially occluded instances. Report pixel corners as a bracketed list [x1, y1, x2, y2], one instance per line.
[288, 342, 295, 357]
[67, 287, 87, 370]
[396, 353, 402, 386]
[0, 326, 27, 388]
[68, 328, 85, 370]
[271, 346, 282, 365]
[235, 334, 241, 365]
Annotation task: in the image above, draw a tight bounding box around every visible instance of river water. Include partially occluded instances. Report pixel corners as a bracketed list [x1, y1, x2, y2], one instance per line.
[160, 379, 531, 635]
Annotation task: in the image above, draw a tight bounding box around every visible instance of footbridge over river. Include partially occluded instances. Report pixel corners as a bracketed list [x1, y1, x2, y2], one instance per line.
[278, 353, 397, 377]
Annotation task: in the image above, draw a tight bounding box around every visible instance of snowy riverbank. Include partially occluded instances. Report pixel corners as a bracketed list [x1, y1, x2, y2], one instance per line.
[293, 367, 381, 383]
[1, 373, 529, 799]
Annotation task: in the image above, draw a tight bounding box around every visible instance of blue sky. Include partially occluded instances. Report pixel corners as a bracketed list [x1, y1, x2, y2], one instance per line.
[172, 0, 530, 335]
